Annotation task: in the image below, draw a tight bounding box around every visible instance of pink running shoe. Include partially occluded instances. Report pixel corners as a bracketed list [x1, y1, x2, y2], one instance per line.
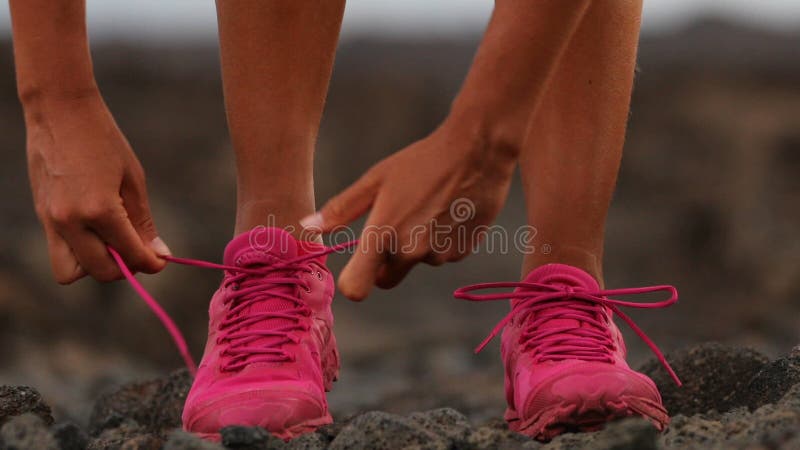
[178, 228, 342, 440]
[455, 263, 681, 441]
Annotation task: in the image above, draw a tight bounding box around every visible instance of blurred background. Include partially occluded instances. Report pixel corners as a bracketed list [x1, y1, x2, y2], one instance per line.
[0, 0, 798, 427]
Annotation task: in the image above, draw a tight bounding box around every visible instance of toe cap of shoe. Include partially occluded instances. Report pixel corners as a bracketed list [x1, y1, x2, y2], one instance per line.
[183, 389, 328, 437]
[519, 361, 662, 415]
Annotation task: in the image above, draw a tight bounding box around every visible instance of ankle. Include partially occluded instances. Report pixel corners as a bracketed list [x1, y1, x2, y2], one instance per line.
[234, 198, 316, 240]
[521, 246, 604, 287]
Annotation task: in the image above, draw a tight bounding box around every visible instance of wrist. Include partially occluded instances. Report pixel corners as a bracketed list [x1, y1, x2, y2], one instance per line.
[444, 98, 525, 164]
[20, 83, 102, 126]
[18, 79, 100, 111]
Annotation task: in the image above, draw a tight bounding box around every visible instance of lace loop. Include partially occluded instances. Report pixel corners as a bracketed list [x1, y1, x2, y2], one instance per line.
[454, 281, 682, 386]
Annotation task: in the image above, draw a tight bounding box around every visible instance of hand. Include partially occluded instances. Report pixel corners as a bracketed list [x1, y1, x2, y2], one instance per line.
[301, 119, 517, 300]
[25, 91, 168, 284]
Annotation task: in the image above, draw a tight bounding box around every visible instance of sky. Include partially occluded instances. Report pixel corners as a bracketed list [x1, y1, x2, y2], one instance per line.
[0, 0, 797, 42]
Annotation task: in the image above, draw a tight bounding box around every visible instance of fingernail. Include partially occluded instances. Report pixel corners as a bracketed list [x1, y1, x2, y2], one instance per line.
[149, 237, 172, 256]
[299, 212, 324, 230]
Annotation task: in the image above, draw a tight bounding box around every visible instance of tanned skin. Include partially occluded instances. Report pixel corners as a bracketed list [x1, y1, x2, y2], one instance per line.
[10, 0, 166, 283]
[10, 1, 641, 301]
[519, 1, 644, 285]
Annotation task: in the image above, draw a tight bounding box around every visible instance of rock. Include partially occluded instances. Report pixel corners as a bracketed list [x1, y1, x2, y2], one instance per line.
[658, 384, 800, 450]
[0, 413, 59, 450]
[9, 343, 800, 449]
[285, 432, 327, 450]
[220, 425, 286, 449]
[743, 354, 800, 410]
[542, 417, 658, 450]
[118, 434, 163, 450]
[147, 370, 193, 431]
[0, 386, 54, 427]
[88, 369, 192, 437]
[657, 414, 725, 450]
[314, 420, 346, 443]
[329, 411, 448, 450]
[51, 421, 90, 450]
[638, 342, 769, 415]
[88, 380, 161, 436]
[466, 420, 531, 450]
[407, 407, 472, 447]
[163, 430, 225, 450]
[87, 419, 162, 450]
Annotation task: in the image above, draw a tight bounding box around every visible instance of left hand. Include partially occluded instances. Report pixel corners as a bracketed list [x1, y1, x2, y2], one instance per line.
[300, 120, 517, 300]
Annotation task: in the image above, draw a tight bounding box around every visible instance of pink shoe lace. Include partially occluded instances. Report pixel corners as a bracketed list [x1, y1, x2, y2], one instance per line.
[454, 281, 682, 386]
[107, 241, 356, 376]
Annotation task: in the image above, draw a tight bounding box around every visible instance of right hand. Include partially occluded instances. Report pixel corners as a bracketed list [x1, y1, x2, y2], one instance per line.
[24, 91, 168, 284]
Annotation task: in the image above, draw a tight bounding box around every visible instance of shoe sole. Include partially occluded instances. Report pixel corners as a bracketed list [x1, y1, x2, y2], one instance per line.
[507, 392, 669, 441]
[195, 413, 334, 442]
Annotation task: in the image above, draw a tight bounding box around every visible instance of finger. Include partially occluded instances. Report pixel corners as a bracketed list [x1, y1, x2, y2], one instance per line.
[59, 226, 123, 282]
[301, 167, 382, 233]
[423, 252, 448, 267]
[44, 225, 86, 284]
[337, 225, 388, 301]
[375, 233, 431, 288]
[121, 165, 172, 263]
[375, 258, 415, 290]
[89, 209, 166, 275]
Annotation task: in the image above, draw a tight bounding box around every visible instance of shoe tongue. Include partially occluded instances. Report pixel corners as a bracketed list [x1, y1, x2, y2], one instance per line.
[522, 263, 599, 291]
[517, 263, 601, 330]
[224, 228, 298, 267]
[223, 228, 302, 355]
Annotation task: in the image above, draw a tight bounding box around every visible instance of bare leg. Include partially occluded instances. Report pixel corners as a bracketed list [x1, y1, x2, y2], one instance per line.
[519, 0, 643, 284]
[215, 1, 345, 235]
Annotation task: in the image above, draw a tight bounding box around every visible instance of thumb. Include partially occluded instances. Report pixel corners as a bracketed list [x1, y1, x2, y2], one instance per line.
[301, 168, 382, 233]
[121, 170, 171, 258]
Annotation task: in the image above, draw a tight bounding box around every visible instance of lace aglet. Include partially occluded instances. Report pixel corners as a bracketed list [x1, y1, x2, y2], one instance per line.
[185, 356, 198, 377]
[474, 335, 494, 354]
[669, 367, 682, 387]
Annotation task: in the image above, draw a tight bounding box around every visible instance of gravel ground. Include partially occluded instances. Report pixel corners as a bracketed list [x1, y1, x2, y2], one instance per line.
[1, 343, 800, 450]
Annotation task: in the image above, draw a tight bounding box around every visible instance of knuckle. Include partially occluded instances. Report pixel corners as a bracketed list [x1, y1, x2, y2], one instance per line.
[80, 201, 117, 223]
[48, 205, 78, 227]
[132, 214, 155, 233]
[130, 161, 147, 181]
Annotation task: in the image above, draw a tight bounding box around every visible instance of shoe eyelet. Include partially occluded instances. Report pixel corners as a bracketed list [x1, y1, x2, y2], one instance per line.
[304, 284, 312, 293]
[316, 270, 323, 280]
[231, 283, 239, 291]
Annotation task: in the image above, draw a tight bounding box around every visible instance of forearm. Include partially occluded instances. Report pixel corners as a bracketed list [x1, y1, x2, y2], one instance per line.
[447, 0, 590, 157]
[9, 0, 98, 113]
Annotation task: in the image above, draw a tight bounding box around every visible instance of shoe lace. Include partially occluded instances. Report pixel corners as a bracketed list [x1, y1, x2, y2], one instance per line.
[107, 240, 356, 376]
[453, 281, 682, 386]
